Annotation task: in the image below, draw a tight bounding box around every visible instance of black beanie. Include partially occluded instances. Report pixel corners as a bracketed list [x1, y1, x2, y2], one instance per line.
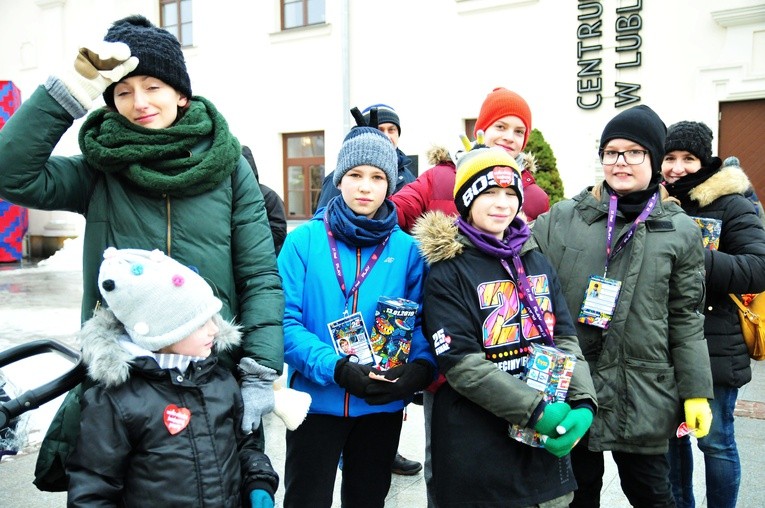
[599, 105, 666, 179]
[102, 15, 192, 108]
[362, 104, 401, 135]
[665, 121, 713, 165]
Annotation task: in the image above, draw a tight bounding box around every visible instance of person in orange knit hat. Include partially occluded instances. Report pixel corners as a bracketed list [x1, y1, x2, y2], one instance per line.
[474, 87, 550, 221]
[392, 87, 549, 236]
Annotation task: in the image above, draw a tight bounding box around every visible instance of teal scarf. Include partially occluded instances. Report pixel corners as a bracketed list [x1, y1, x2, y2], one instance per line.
[79, 96, 241, 197]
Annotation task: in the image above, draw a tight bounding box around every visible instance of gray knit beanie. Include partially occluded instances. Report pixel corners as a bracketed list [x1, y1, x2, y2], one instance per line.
[333, 126, 398, 196]
[102, 15, 192, 108]
[665, 121, 714, 165]
[98, 248, 222, 352]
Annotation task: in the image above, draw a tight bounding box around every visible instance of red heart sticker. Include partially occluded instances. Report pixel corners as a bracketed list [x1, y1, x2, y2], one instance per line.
[676, 421, 694, 438]
[543, 311, 556, 336]
[492, 166, 516, 187]
[164, 404, 191, 435]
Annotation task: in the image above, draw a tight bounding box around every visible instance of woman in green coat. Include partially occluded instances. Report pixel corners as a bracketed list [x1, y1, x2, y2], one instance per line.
[0, 15, 284, 490]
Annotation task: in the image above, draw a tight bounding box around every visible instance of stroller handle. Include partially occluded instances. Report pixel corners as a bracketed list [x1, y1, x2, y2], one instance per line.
[0, 340, 85, 430]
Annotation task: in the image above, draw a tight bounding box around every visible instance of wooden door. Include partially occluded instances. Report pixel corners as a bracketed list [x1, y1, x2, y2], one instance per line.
[718, 99, 765, 199]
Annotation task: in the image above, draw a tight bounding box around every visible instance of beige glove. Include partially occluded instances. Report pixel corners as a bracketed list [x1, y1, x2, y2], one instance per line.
[60, 41, 139, 110]
[273, 382, 312, 431]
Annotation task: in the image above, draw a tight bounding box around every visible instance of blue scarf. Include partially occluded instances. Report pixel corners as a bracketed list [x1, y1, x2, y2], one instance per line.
[325, 195, 398, 247]
[456, 216, 531, 259]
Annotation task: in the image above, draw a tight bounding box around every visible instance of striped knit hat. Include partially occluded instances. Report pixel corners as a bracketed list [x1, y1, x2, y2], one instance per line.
[362, 104, 401, 135]
[454, 132, 523, 219]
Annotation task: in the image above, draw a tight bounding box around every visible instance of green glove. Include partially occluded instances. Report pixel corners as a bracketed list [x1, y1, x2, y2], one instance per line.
[684, 398, 712, 439]
[533, 401, 571, 437]
[60, 41, 139, 109]
[542, 407, 593, 458]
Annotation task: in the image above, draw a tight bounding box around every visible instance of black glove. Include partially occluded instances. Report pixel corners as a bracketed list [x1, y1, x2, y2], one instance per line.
[334, 356, 374, 399]
[364, 360, 434, 406]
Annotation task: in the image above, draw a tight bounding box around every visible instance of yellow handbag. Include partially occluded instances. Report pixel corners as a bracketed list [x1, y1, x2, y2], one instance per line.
[729, 293, 765, 361]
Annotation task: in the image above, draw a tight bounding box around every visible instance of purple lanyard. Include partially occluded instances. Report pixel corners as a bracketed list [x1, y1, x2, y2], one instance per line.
[500, 256, 555, 347]
[323, 215, 390, 313]
[604, 192, 658, 274]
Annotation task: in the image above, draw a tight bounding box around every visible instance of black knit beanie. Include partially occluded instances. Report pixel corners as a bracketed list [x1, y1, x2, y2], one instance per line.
[665, 121, 713, 165]
[102, 15, 192, 108]
[599, 105, 667, 182]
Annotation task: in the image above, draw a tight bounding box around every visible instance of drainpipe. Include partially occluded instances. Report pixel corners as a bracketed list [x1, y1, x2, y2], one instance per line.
[340, 0, 350, 134]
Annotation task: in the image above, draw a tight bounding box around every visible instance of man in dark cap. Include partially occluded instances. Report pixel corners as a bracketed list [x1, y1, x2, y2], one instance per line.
[316, 103, 416, 211]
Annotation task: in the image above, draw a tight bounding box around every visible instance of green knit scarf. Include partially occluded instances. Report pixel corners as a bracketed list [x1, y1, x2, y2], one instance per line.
[79, 96, 241, 197]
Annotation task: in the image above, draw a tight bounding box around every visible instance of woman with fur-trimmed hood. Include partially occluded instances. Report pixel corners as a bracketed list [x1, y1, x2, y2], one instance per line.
[662, 121, 765, 508]
[413, 137, 596, 507]
[66, 249, 279, 507]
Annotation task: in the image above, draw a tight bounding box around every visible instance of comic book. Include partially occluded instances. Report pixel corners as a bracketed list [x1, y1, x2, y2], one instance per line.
[508, 342, 577, 447]
[690, 216, 722, 250]
[369, 297, 417, 370]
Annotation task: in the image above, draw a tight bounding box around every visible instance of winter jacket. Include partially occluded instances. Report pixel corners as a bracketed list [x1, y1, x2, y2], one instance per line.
[532, 183, 714, 454]
[391, 146, 550, 232]
[315, 147, 416, 209]
[414, 212, 596, 507]
[666, 164, 765, 387]
[242, 145, 288, 254]
[520, 162, 551, 220]
[0, 86, 284, 373]
[0, 85, 284, 491]
[277, 208, 436, 417]
[66, 311, 278, 507]
[391, 147, 458, 232]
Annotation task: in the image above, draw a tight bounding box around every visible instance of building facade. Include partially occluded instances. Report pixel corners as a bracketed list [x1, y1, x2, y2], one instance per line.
[1, 0, 763, 245]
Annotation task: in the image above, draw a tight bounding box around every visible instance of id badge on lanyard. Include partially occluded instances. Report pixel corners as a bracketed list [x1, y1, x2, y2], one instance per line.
[323, 215, 388, 365]
[577, 192, 657, 329]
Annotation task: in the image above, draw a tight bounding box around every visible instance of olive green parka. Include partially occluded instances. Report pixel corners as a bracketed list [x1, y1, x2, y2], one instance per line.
[532, 183, 713, 454]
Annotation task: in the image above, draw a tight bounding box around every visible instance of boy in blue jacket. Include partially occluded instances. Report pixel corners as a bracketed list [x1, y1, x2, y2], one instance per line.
[277, 113, 436, 508]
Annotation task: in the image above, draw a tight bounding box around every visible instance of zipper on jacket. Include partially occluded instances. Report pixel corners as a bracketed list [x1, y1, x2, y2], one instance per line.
[343, 248, 364, 418]
[165, 196, 172, 255]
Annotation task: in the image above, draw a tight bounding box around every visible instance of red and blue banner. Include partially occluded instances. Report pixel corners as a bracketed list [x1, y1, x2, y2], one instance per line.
[0, 81, 27, 262]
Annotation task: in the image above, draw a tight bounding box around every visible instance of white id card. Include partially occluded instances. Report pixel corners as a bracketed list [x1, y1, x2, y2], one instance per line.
[327, 312, 376, 366]
[577, 275, 621, 329]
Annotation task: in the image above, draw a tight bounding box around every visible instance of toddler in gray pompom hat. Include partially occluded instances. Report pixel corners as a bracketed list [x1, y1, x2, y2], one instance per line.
[97, 247, 221, 353]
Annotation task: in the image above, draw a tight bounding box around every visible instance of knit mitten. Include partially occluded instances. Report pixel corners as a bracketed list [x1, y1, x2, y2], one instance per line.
[533, 401, 571, 437]
[238, 357, 279, 433]
[59, 41, 138, 109]
[273, 383, 312, 431]
[542, 407, 593, 458]
[249, 489, 274, 508]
